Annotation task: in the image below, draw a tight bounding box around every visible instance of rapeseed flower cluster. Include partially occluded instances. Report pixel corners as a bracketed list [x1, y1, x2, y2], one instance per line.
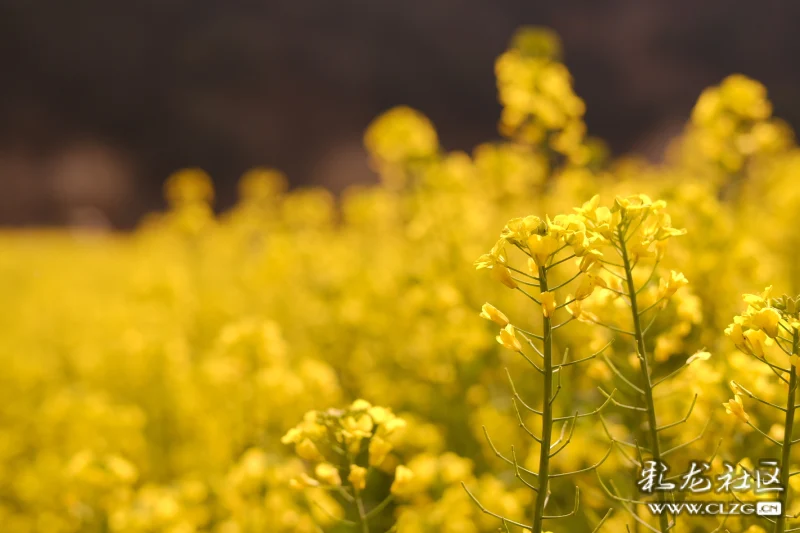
[678, 74, 790, 177]
[496, 27, 589, 165]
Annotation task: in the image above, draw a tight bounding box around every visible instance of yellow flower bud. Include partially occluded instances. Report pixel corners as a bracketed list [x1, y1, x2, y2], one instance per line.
[368, 436, 393, 467]
[351, 399, 372, 411]
[480, 303, 509, 326]
[348, 465, 368, 491]
[315, 463, 342, 487]
[343, 415, 374, 439]
[492, 263, 518, 289]
[281, 428, 302, 445]
[367, 406, 391, 425]
[296, 439, 324, 462]
[390, 465, 414, 495]
[382, 417, 407, 435]
[540, 291, 556, 317]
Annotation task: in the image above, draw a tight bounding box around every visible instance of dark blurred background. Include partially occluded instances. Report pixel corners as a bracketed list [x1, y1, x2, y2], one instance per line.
[2, 0, 800, 228]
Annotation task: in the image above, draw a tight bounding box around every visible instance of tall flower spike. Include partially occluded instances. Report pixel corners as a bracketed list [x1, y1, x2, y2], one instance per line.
[727, 290, 800, 533]
[575, 194, 705, 533]
[465, 206, 615, 533]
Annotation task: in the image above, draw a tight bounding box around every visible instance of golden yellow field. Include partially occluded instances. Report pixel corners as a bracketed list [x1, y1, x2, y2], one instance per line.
[3, 28, 800, 533]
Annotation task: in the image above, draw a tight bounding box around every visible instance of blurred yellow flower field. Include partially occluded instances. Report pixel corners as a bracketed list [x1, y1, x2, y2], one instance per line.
[2, 27, 800, 532]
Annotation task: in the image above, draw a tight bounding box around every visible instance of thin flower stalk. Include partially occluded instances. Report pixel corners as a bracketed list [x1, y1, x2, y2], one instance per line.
[575, 194, 705, 533]
[473, 211, 614, 532]
[725, 291, 800, 533]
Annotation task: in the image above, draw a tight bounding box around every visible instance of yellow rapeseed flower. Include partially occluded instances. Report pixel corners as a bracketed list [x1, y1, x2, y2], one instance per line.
[390, 465, 414, 495]
[540, 291, 556, 317]
[315, 463, 342, 487]
[723, 395, 750, 423]
[368, 436, 393, 467]
[348, 465, 367, 491]
[480, 303, 510, 326]
[750, 307, 781, 338]
[496, 325, 523, 352]
[296, 439, 324, 463]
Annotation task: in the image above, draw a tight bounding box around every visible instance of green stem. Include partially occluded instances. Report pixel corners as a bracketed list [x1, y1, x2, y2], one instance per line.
[531, 265, 553, 533]
[354, 487, 370, 533]
[775, 329, 799, 533]
[618, 226, 670, 533]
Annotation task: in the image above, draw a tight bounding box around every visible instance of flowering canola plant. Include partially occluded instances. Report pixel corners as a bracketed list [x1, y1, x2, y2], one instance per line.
[1, 26, 800, 533]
